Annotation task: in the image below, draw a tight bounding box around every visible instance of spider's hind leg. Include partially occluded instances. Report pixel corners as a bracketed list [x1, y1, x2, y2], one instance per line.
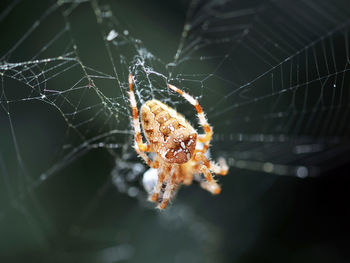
[128, 74, 158, 169]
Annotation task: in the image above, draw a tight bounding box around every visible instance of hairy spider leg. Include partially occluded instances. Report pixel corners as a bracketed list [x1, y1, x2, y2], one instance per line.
[150, 165, 166, 203]
[128, 74, 159, 169]
[210, 157, 229, 176]
[167, 84, 213, 153]
[182, 171, 193, 185]
[194, 152, 227, 193]
[192, 151, 228, 175]
[199, 165, 221, 194]
[158, 166, 179, 209]
[150, 164, 175, 209]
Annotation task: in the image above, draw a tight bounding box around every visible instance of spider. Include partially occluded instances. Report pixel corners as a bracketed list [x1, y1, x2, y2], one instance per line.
[128, 74, 228, 209]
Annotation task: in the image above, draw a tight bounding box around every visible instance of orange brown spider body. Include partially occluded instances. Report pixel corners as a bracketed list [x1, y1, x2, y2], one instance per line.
[141, 99, 197, 164]
[128, 74, 228, 209]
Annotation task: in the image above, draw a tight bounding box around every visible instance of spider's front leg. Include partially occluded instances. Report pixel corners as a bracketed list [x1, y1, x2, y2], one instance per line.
[167, 84, 213, 154]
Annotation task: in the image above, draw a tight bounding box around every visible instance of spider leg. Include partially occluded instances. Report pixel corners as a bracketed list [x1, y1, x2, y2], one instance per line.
[158, 166, 178, 210]
[128, 74, 158, 169]
[150, 166, 167, 203]
[209, 157, 229, 176]
[193, 152, 226, 194]
[199, 165, 221, 195]
[194, 152, 228, 176]
[183, 173, 193, 186]
[177, 163, 193, 186]
[168, 83, 212, 154]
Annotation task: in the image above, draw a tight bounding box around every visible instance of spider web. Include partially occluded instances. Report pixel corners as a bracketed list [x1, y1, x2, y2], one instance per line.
[1, 0, 350, 262]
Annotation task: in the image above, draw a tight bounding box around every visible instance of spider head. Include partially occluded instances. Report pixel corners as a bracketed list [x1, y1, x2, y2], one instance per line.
[160, 130, 197, 164]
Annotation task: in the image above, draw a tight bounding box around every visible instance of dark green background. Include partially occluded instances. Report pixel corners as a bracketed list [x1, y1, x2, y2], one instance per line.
[0, 0, 349, 262]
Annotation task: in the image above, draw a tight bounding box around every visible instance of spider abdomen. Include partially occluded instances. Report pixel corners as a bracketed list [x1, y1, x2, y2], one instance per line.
[141, 99, 197, 163]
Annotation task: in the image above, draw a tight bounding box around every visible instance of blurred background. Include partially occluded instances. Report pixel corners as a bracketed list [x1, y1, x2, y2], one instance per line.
[0, 0, 350, 262]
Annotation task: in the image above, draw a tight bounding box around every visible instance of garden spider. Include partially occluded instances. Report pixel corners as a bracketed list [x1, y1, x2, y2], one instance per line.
[128, 74, 228, 209]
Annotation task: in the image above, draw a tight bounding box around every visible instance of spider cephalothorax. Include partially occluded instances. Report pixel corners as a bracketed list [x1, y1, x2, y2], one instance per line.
[128, 74, 228, 209]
